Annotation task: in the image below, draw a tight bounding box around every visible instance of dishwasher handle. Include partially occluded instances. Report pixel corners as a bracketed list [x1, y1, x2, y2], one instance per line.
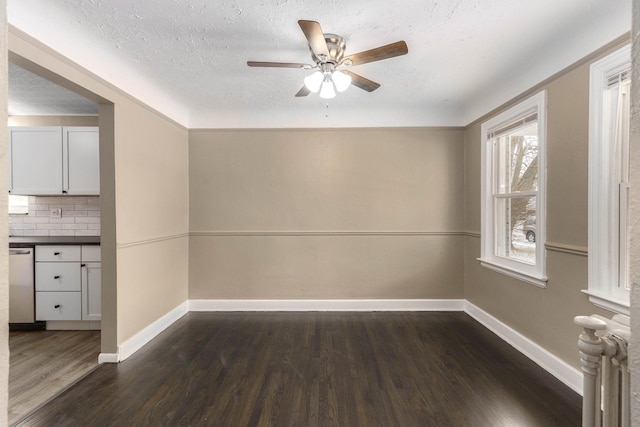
[9, 249, 32, 255]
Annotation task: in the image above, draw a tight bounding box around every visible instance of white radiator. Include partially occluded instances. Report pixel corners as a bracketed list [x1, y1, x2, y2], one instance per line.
[575, 314, 631, 427]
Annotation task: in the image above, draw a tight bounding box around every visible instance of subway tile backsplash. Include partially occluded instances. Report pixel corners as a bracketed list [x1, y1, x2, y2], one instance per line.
[9, 196, 100, 237]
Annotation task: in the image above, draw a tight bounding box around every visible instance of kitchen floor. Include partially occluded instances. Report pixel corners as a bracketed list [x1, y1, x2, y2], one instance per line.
[8, 329, 101, 426]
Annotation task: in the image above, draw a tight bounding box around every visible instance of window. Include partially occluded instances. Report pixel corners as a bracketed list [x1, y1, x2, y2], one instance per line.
[586, 45, 630, 315]
[8, 195, 29, 215]
[480, 91, 547, 287]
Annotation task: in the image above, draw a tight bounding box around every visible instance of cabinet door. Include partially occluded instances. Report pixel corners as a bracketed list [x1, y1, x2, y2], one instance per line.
[9, 127, 63, 195]
[63, 127, 100, 195]
[81, 262, 101, 321]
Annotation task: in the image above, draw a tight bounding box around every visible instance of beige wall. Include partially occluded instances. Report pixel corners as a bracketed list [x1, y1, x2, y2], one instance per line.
[464, 39, 628, 368]
[189, 128, 465, 299]
[8, 29, 190, 349]
[114, 103, 189, 342]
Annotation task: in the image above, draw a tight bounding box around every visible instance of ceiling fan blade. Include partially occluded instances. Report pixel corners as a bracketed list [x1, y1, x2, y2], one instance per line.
[298, 20, 330, 60]
[247, 61, 309, 69]
[342, 70, 380, 92]
[343, 41, 408, 66]
[295, 86, 311, 97]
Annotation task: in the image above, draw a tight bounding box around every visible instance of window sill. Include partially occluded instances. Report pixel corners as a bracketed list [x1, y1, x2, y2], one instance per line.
[478, 258, 548, 288]
[581, 290, 630, 316]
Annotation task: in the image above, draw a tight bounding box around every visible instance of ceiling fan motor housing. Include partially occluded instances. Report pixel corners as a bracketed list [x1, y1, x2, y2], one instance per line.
[311, 34, 346, 65]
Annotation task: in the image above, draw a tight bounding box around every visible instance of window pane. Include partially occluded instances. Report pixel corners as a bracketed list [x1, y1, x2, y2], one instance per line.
[495, 122, 538, 194]
[494, 195, 536, 264]
[8, 195, 29, 215]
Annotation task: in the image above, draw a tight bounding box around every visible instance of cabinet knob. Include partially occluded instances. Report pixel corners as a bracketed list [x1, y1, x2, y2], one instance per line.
[81, 264, 86, 267]
[62, 190, 68, 194]
[54, 305, 60, 309]
[54, 275, 61, 279]
[54, 252, 61, 256]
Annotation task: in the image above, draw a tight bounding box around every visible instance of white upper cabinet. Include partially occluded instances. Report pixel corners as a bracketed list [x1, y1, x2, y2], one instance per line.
[9, 126, 100, 195]
[64, 127, 100, 195]
[9, 127, 63, 195]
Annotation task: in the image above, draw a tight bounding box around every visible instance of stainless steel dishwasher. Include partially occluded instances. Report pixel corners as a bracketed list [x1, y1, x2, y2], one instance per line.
[9, 246, 35, 324]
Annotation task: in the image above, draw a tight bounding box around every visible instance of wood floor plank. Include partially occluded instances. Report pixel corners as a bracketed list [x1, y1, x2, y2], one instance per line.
[16, 312, 581, 426]
[8, 330, 100, 425]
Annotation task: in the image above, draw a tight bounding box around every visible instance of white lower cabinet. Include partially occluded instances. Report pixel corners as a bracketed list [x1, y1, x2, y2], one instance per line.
[35, 244, 101, 323]
[36, 292, 82, 321]
[35, 263, 81, 291]
[82, 262, 101, 321]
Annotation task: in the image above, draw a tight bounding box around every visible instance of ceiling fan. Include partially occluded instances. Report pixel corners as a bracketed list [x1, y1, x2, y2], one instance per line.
[247, 20, 408, 99]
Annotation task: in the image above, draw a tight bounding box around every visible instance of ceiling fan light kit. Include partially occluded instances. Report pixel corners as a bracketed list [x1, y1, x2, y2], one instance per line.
[304, 71, 324, 93]
[331, 70, 352, 92]
[247, 20, 408, 99]
[304, 68, 351, 99]
[319, 76, 337, 99]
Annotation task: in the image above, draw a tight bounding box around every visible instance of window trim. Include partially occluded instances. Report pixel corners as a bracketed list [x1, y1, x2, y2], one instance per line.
[585, 44, 631, 315]
[479, 91, 547, 288]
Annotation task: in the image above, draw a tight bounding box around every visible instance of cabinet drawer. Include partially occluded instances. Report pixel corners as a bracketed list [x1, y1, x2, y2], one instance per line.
[82, 245, 101, 262]
[36, 246, 81, 262]
[36, 262, 81, 291]
[36, 292, 81, 321]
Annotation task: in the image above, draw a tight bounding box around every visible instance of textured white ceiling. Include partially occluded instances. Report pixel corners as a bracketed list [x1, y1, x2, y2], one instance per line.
[8, 63, 98, 116]
[7, 0, 631, 128]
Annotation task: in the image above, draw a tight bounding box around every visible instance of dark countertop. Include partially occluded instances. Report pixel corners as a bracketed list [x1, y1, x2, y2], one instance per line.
[9, 236, 101, 247]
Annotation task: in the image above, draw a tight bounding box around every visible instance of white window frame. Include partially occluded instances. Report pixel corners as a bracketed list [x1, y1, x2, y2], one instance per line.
[479, 91, 547, 287]
[585, 45, 631, 315]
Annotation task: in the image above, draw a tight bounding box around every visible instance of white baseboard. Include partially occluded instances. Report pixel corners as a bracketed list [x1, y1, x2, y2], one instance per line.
[464, 301, 583, 395]
[117, 301, 189, 362]
[98, 353, 119, 364]
[188, 299, 466, 312]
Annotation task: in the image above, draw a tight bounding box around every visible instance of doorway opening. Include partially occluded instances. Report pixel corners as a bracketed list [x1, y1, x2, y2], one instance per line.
[7, 53, 116, 425]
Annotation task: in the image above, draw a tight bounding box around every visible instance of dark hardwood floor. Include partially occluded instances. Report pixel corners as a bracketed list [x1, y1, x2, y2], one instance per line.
[17, 312, 581, 426]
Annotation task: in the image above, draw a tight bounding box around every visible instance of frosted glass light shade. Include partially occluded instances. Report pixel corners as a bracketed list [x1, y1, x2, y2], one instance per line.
[304, 71, 324, 93]
[332, 70, 351, 92]
[319, 80, 336, 99]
